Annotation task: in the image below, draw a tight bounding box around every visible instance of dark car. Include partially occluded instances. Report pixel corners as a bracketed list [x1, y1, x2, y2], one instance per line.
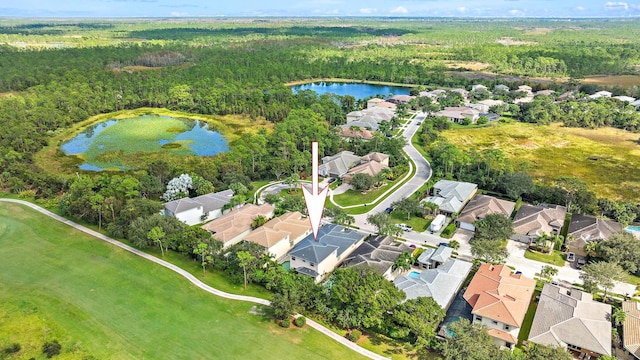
[327, 177, 336, 184]
[577, 258, 587, 269]
[438, 242, 448, 247]
[385, 207, 393, 214]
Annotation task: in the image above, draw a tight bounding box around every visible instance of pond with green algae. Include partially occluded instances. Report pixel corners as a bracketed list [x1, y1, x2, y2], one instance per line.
[61, 115, 229, 171]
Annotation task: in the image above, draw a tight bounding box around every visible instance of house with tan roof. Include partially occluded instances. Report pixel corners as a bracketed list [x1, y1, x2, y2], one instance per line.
[319, 151, 362, 178]
[613, 95, 636, 103]
[243, 211, 312, 260]
[589, 91, 612, 99]
[464, 264, 536, 349]
[164, 189, 234, 226]
[337, 126, 374, 141]
[529, 283, 611, 357]
[367, 97, 385, 109]
[535, 89, 555, 97]
[517, 85, 532, 95]
[566, 214, 623, 257]
[623, 301, 640, 359]
[434, 106, 480, 124]
[458, 195, 516, 232]
[511, 204, 567, 244]
[388, 94, 415, 104]
[450, 88, 469, 99]
[342, 152, 390, 184]
[201, 203, 275, 248]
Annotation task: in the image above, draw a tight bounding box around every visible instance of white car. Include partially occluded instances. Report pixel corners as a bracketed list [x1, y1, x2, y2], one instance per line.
[398, 223, 413, 232]
[567, 252, 575, 262]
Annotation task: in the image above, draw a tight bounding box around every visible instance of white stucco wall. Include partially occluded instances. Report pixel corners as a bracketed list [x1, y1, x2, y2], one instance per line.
[473, 316, 520, 348]
[174, 207, 204, 226]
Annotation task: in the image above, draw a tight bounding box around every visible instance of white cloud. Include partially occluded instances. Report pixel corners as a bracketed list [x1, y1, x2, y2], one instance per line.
[170, 11, 188, 16]
[359, 7, 377, 14]
[509, 9, 522, 15]
[604, 2, 629, 10]
[457, 7, 466, 12]
[576, 6, 586, 10]
[390, 6, 408, 14]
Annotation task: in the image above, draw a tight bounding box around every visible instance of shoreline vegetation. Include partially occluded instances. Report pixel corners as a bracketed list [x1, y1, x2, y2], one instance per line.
[285, 78, 420, 88]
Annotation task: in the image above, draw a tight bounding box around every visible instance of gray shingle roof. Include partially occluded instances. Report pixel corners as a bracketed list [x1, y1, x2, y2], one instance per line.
[422, 180, 477, 214]
[394, 258, 472, 308]
[164, 197, 202, 213]
[342, 235, 412, 276]
[319, 151, 361, 177]
[528, 283, 611, 356]
[288, 224, 366, 263]
[164, 189, 234, 214]
[567, 214, 623, 249]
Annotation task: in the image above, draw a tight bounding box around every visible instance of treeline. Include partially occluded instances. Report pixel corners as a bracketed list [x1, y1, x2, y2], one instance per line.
[418, 119, 640, 224]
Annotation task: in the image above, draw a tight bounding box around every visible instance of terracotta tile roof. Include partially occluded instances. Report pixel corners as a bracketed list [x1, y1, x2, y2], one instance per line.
[201, 203, 274, 243]
[243, 212, 311, 249]
[487, 328, 517, 344]
[337, 126, 374, 140]
[464, 264, 536, 327]
[623, 301, 640, 358]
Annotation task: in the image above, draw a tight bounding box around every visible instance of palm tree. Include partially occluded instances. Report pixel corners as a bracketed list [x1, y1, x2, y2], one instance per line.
[237, 251, 256, 290]
[448, 240, 460, 250]
[251, 215, 268, 229]
[540, 265, 559, 282]
[392, 252, 413, 272]
[584, 240, 599, 257]
[612, 308, 626, 327]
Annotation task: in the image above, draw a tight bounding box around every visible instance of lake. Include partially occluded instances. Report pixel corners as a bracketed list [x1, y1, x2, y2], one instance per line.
[291, 82, 411, 99]
[61, 115, 229, 171]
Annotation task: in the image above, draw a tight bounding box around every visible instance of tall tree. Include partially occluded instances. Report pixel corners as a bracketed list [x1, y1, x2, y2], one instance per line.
[471, 239, 508, 264]
[367, 211, 391, 235]
[580, 261, 625, 300]
[392, 198, 424, 221]
[237, 251, 256, 290]
[391, 297, 446, 343]
[392, 252, 414, 272]
[440, 319, 503, 360]
[474, 213, 513, 242]
[193, 242, 213, 276]
[147, 226, 166, 257]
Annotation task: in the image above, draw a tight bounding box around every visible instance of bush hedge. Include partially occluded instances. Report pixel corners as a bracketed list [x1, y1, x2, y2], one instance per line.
[294, 316, 306, 327]
[348, 329, 362, 342]
[280, 318, 291, 328]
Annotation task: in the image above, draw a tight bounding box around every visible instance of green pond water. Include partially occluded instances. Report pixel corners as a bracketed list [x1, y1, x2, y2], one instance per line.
[61, 115, 229, 171]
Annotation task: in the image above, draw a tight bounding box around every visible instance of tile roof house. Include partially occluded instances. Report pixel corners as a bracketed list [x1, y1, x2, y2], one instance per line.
[434, 107, 480, 124]
[535, 89, 555, 97]
[471, 84, 488, 92]
[631, 99, 640, 110]
[164, 189, 234, 226]
[346, 107, 395, 128]
[517, 85, 533, 95]
[388, 94, 415, 104]
[457, 195, 516, 232]
[623, 301, 640, 359]
[464, 264, 536, 349]
[367, 97, 385, 109]
[337, 126, 374, 140]
[495, 84, 511, 92]
[201, 203, 275, 248]
[417, 245, 454, 269]
[566, 214, 623, 257]
[395, 249, 472, 309]
[529, 283, 612, 357]
[422, 180, 478, 215]
[341, 235, 412, 279]
[288, 224, 367, 282]
[478, 99, 505, 108]
[465, 102, 490, 113]
[613, 95, 636, 103]
[450, 88, 469, 98]
[342, 152, 390, 184]
[511, 204, 567, 244]
[319, 151, 362, 178]
[242, 211, 312, 260]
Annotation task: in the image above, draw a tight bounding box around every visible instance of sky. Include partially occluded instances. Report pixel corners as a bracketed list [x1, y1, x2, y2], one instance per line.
[2, 0, 640, 18]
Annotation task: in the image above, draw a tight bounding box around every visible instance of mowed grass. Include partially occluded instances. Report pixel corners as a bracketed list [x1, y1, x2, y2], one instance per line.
[582, 75, 640, 87]
[441, 122, 640, 200]
[0, 202, 365, 360]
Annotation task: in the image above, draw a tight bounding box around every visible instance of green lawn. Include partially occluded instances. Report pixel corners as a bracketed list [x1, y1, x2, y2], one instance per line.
[0, 202, 365, 360]
[517, 289, 541, 346]
[524, 249, 566, 267]
[390, 211, 432, 232]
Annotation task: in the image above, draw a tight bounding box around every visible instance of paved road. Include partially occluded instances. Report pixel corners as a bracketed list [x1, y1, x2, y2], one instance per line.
[352, 112, 431, 231]
[0, 198, 389, 360]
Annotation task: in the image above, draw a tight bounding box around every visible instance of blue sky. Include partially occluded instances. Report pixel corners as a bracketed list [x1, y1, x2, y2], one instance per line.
[2, 0, 640, 17]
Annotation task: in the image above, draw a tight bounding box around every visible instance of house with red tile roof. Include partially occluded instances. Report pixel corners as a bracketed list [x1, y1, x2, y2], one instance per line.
[242, 211, 312, 260]
[201, 203, 275, 248]
[463, 264, 536, 349]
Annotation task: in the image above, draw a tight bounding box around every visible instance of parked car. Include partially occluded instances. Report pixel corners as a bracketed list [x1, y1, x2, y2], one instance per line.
[438, 242, 449, 247]
[567, 252, 576, 262]
[385, 207, 393, 214]
[327, 177, 336, 184]
[398, 223, 413, 232]
[577, 258, 586, 269]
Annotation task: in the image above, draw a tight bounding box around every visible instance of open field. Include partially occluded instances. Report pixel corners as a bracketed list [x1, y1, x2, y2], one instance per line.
[441, 122, 640, 200]
[582, 75, 640, 87]
[0, 202, 365, 360]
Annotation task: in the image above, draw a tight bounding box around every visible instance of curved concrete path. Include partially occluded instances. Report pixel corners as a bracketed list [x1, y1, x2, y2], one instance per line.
[0, 198, 389, 360]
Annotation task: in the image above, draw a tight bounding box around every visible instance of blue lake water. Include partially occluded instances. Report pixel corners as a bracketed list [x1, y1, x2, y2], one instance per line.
[61, 115, 229, 171]
[291, 82, 411, 100]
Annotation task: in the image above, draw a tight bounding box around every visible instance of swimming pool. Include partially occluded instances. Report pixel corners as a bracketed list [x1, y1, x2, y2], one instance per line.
[445, 316, 460, 337]
[626, 226, 640, 238]
[408, 271, 421, 279]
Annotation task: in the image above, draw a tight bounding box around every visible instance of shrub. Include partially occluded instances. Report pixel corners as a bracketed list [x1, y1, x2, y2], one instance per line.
[280, 318, 291, 328]
[294, 316, 306, 327]
[440, 223, 457, 239]
[348, 329, 362, 342]
[2, 343, 21, 354]
[42, 340, 61, 358]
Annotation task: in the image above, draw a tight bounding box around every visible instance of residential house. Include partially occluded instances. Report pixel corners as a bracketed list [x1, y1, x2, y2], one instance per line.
[613, 95, 636, 103]
[464, 264, 536, 349]
[417, 245, 453, 269]
[566, 214, 623, 257]
[418, 89, 444, 101]
[471, 84, 488, 92]
[478, 99, 505, 108]
[367, 97, 385, 109]
[360, 152, 389, 166]
[164, 189, 234, 226]
[631, 99, 640, 110]
[201, 203, 275, 248]
[342, 160, 388, 184]
[514, 96, 534, 105]
[346, 110, 365, 122]
[337, 126, 374, 141]
[243, 211, 312, 260]
[623, 301, 640, 359]
[342, 119, 379, 132]
[450, 88, 469, 99]
[346, 107, 395, 129]
[341, 235, 412, 280]
[465, 102, 490, 113]
[529, 283, 611, 358]
[319, 151, 362, 178]
[395, 246, 472, 308]
[517, 85, 533, 95]
[557, 91, 576, 102]
[495, 84, 510, 92]
[589, 91, 612, 99]
[457, 195, 516, 232]
[511, 204, 567, 244]
[288, 224, 367, 282]
[375, 101, 397, 110]
[535, 89, 555, 97]
[388, 94, 415, 104]
[434, 106, 480, 124]
[422, 180, 478, 215]
[480, 113, 500, 122]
